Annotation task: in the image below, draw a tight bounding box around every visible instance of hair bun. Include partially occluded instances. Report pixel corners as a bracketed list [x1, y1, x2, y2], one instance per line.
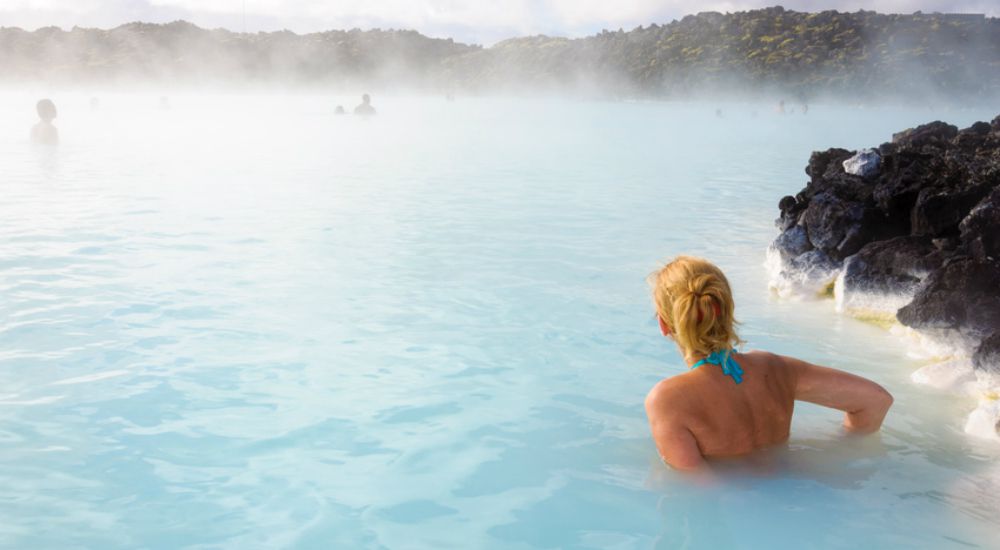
[650, 256, 741, 362]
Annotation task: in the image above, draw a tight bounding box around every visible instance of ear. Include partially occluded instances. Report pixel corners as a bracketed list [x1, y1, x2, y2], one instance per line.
[658, 315, 671, 337]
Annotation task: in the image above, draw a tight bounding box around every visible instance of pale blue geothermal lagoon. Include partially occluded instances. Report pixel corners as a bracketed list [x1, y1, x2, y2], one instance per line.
[1, 94, 998, 548]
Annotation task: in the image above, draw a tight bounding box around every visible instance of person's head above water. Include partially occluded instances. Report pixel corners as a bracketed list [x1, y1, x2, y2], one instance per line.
[362, 93, 371, 104]
[649, 255, 741, 362]
[36, 99, 57, 122]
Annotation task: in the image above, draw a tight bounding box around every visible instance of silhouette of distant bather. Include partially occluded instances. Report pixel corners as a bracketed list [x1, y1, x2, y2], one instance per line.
[31, 99, 59, 145]
[334, 105, 346, 115]
[354, 94, 376, 116]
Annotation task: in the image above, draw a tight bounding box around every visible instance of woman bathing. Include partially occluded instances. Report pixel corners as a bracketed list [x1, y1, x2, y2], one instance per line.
[645, 256, 894, 470]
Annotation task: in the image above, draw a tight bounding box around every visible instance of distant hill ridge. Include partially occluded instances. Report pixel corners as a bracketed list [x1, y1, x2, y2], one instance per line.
[2, 6, 998, 100]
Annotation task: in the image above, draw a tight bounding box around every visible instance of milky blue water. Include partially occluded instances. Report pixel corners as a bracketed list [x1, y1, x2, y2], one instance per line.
[1, 93, 998, 549]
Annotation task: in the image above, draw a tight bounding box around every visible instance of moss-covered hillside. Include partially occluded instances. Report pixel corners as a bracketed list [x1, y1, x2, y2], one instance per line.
[2, 7, 998, 99]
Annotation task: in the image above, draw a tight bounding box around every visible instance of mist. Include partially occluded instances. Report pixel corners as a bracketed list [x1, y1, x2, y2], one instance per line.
[2, 7, 999, 105]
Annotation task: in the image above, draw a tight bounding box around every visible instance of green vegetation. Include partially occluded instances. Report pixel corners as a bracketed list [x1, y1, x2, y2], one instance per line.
[2, 7, 998, 99]
[0, 21, 479, 87]
[447, 7, 999, 99]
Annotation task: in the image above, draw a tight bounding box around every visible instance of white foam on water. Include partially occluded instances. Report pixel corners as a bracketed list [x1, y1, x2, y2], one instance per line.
[965, 398, 1000, 441]
[890, 325, 980, 362]
[891, 325, 1000, 439]
[765, 246, 841, 299]
[910, 358, 978, 394]
[832, 270, 915, 321]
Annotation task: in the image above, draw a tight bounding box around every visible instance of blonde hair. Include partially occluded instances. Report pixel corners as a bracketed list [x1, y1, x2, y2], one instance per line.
[649, 255, 741, 362]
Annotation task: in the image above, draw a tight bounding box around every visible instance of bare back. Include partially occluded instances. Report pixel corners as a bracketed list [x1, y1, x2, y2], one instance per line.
[652, 351, 796, 457]
[645, 350, 893, 469]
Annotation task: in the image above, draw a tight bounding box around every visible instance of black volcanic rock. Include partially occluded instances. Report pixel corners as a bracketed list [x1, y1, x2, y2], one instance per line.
[806, 149, 852, 185]
[896, 259, 1000, 338]
[973, 331, 1000, 374]
[892, 121, 958, 147]
[772, 115, 1000, 355]
[797, 192, 888, 261]
[773, 225, 812, 260]
[963, 121, 992, 136]
[801, 193, 864, 255]
[841, 237, 943, 297]
[961, 187, 1000, 262]
[911, 183, 992, 237]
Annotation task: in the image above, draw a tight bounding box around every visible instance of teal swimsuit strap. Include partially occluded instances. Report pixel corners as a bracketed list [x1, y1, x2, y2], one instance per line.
[690, 349, 744, 384]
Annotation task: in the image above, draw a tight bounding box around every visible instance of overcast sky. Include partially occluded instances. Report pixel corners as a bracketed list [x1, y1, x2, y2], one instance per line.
[2, 1, 998, 45]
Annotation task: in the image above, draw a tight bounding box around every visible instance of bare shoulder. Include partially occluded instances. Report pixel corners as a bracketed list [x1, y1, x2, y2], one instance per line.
[644, 376, 706, 469]
[737, 349, 783, 364]
[737, 350, 800, 386]
[644, 375, 695, 416]
[738, 349, 793, 371]
[646, 374, 686, 399]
